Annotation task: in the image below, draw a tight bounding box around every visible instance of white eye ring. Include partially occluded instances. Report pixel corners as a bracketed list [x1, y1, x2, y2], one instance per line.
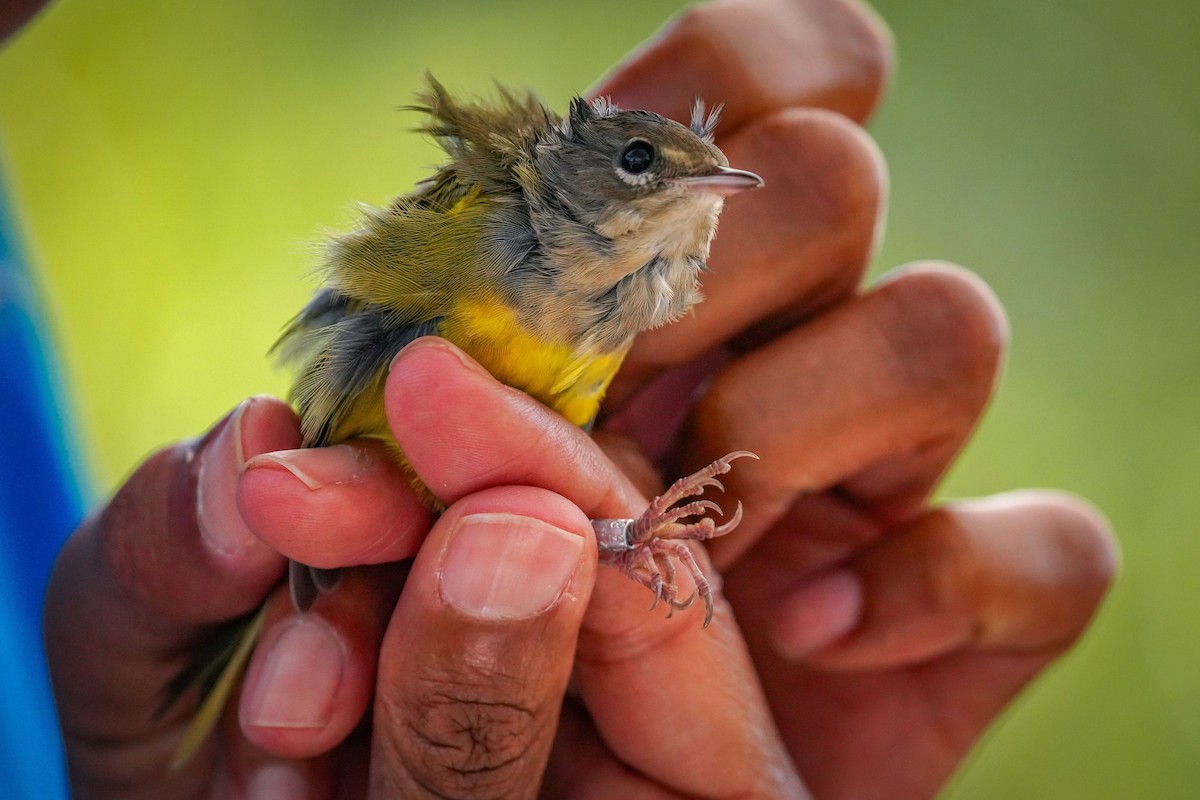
[616, 167, 656, 187]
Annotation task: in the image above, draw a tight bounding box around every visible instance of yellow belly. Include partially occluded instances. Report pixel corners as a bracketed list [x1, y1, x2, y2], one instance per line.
[324, 294, 623, 510]
[439, 297, 625, 427]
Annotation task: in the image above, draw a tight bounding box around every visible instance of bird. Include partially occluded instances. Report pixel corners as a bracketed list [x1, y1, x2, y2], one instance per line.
[167, 74, 762, 768]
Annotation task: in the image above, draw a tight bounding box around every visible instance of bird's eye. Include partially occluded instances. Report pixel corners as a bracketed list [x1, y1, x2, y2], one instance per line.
[620, 140, 655, 174]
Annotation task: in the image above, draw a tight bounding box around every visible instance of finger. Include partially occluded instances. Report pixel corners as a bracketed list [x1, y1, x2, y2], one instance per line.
[543, 703, 683, 800]
[387, 337, 732, 632]
[108, 396, 299, 624]
[594, 0, 893, 129]
[239, 439, 433, 567]
[689, 263, 1008, 566]
[1, 0, 49, 42]
[44, 396, 297, 788]
[385, 337, 644, 519]
[368, 486, 596, 799]
[734, 492, 1117, 798]
[772, 492, 1119, 668]
[570, 568, 807, 797]
[386, 339, 806, 796]
[236, 759, 331, 800]
[237, 563, 405, 760]
[220, 721, 333, 800]
[607, 107, 886, 407]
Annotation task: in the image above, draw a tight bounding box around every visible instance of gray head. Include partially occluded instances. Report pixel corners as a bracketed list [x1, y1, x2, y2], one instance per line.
[532, 97, 762, 243]
[509, 96, 763, 344]
[410, 78, 763, 345]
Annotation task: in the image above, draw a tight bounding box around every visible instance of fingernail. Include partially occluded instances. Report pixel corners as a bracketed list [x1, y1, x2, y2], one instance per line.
[197, 400, 257, 554]
[772, 569, 864, 660]
[439, 513, 584, 619]
[245, 761, 310, 800]
[243, 618, 344, 729]
[245, 445, 370, 490]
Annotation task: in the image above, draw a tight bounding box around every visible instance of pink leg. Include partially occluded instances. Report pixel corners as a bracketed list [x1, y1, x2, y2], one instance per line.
[594, 451, 756, 627]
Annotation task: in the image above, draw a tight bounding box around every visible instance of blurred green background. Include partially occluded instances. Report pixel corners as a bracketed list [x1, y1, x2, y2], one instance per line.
[1, 0, 1196, 796]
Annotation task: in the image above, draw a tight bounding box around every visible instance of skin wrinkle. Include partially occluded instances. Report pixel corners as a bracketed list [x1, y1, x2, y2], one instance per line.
[402, 681, 547, 796]
[925, 519, 988, 644]
[757, 493, 884, 579]
[380, 602, 567, 798]
[577, 595, 724, 666]
[559, 427, 649, 518]
[355, 506, 424, 565]
[876, 269, 1006, 412]
[834, 432, 960, 516]
[96, 447, 247, 643]
[818, 486, 892, 546]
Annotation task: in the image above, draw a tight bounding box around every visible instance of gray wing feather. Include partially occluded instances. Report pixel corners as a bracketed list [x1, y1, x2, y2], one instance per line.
[275, 290, 442, 447]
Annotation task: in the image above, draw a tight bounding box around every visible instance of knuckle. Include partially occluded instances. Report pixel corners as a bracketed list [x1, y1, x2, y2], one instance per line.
[902, 508, 985, 619]
[391, 668, 549, 798]
[693, 0, 894, 120]
[1040, 491, 1121, 594]
[98, 441, 198, 607]
[876, 263, 1009, 415]
[741, 107, 886, 254]
[939, 492, 1118, 650]
[669, 3, 723, 48]
[838, 0, 897, 104]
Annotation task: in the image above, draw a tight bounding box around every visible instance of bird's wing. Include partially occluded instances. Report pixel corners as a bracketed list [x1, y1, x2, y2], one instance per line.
[288, 307, 442, 447]
[275, 178, 538, 448]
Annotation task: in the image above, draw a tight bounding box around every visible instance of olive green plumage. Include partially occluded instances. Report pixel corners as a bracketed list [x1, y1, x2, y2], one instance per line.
[167, 74, 762, 769]
[275, 75, 736, 450]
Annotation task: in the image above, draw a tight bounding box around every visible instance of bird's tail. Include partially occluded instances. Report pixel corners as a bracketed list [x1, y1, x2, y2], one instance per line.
[160, 606, 266, 771]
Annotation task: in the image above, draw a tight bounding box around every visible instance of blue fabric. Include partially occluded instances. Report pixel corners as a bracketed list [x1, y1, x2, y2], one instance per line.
[0, 182, 83, 799]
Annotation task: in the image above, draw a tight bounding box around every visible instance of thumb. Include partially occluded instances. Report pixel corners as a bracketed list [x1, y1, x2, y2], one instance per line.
[44, 396, 297, 788]
[368, 485, 596, 799]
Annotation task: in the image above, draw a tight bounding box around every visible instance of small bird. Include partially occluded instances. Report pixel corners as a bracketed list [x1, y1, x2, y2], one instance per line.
[168, 75, 762, 767]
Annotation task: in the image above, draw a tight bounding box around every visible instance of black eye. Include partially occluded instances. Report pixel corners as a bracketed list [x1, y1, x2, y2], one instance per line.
[620, 140, 655, 174]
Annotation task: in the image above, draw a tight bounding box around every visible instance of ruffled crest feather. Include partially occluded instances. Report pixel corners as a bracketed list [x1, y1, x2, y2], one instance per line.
[690, 99, 722, 143]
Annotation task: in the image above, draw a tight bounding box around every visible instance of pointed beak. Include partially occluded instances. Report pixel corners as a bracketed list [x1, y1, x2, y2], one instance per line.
[676, 166, 764, 197]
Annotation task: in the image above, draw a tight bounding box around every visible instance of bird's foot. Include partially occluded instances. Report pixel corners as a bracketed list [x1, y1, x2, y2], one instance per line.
[592, 451, 756, 627]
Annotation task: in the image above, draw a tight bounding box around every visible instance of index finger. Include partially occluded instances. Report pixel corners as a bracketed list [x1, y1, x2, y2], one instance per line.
[385, 338, 804, 795]
[593, 0, 893, 131]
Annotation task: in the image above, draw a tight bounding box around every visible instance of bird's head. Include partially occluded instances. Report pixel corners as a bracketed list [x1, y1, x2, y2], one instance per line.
[532, 97, 762, 259]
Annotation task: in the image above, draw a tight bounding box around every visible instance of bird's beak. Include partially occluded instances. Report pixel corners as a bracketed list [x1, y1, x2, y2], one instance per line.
[676, 166, 764, 197]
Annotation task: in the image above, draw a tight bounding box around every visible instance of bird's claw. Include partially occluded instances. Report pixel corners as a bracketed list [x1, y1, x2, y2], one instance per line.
[593, 451, 756, 628]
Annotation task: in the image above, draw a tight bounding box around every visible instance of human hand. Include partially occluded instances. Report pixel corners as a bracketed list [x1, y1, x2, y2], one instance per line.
[260, 337, 812, 797]
[237, 0, 1118, 791]
[45, 1, 1118, 798]
[584, 0, 1120, 797]
[46, 356, 813, 798]
[44, 395, 443, 798]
